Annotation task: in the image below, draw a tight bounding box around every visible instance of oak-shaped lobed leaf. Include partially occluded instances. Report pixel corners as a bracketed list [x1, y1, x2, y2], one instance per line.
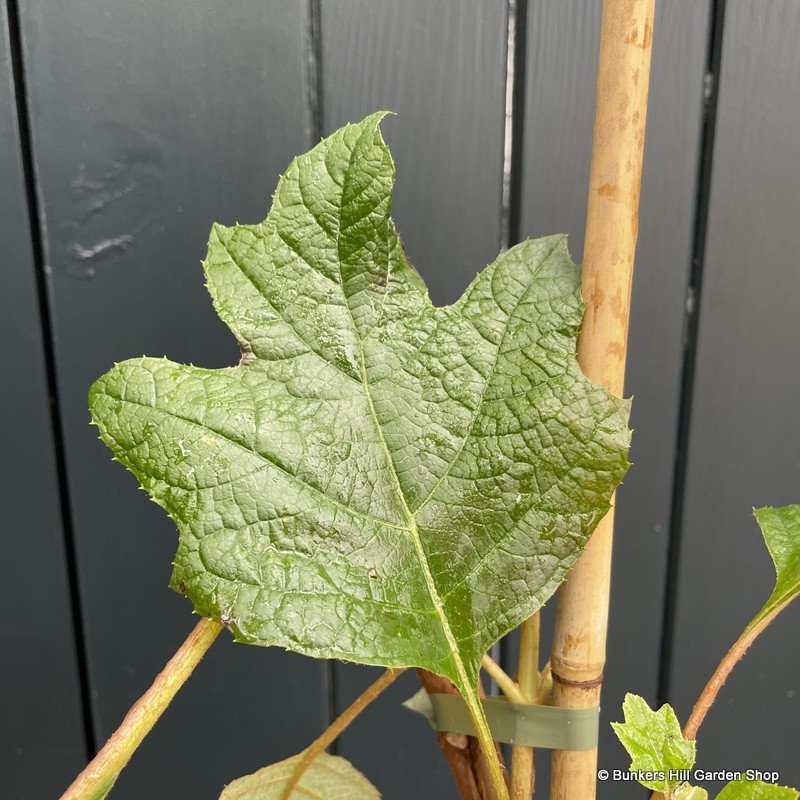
[89, 112, 631, 696]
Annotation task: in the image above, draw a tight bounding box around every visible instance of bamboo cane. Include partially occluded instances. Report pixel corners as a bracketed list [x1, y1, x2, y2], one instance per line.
[549, 1, 655, 799]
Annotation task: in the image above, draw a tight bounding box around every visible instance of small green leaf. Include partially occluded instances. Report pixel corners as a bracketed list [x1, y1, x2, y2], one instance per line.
[218, 752, 380, 799]
[89, 113, 630, 709]
[716, 778, 798, 800]
[675, 785, 708, 800]
[611, 693, 695, 792]
[751, 505, 800, 627]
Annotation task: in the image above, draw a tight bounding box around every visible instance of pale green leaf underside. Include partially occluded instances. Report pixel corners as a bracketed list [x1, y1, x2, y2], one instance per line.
[218, 753, 380, 800]
[89, 113, 631, 691]
[676, 785, 708, 800]
[716, 779, 798, 800]
[611, 694, 695, 792]
[751, 505, 800, 626]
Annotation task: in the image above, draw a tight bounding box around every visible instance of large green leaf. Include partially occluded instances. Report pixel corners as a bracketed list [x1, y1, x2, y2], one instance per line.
[89, 113, 630, 696]
[218, 752, 380, 799]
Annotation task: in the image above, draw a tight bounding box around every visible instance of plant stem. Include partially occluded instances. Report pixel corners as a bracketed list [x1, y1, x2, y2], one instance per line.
[511, 613, 540, 799]
[59, 617, 223, 800]
[461, 686, 511, 800]
[482, 654, 527, 705]
[646, 604, 791, 800]
[280, 668, 405, 799]
[417, 669, 509, 800]
[517, 614, 540, 701]
[683, 603, 786, 741]
[537, 661, 552, 704]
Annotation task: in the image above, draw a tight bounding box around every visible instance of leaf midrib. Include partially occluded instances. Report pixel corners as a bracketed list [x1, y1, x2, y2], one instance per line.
[356, 342, 465, 676]
[334, 131, 467, 679]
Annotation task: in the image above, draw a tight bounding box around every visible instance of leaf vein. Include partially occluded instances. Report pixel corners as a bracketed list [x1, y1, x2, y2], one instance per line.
[411, 239, 563, 516]
[442, 415, 605, 639]
[217, 229, 362, 387]
[96, 385, 411, 533]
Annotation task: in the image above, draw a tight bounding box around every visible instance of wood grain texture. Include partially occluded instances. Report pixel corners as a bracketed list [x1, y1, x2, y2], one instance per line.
[519, 2, 710, 796]
[319, 2, 507, 797]
[0, 7, 87, 797]
[17, 2, 327, 796]
[668, 1, 800, 793]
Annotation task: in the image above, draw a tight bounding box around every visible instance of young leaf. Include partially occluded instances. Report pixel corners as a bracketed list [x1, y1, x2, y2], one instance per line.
[750, 505, 800, 628]
[683, 504, 800, 742]
[716, 778, 798, 800]
[675, 786, 708, 800]
[611, 693, 695, 793]
[89, 113, 630, 700]
[218, 752, 380, 799]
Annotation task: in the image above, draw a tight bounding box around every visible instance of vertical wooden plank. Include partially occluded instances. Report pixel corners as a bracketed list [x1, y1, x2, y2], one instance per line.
[18, 3, 326, 796]
[520, 2, 602, 255]
[319, 2, 506, 796]
[321, 0, 507, 306]
[519, 1, 710, 794]
[0, 7, 86, 797]
[669, 2, 800, 793]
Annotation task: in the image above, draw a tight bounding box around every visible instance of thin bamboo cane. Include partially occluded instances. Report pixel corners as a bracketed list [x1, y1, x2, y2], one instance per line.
[549, 1, 655, 798]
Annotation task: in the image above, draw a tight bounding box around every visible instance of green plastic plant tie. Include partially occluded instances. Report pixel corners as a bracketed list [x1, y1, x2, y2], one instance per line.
[403, 689, 599, 751]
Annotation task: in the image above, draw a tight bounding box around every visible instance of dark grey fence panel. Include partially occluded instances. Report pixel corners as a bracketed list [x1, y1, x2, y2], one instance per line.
[669, 1, 800, 793]
[520, 1, 601, 252]
[0, 8, 86, 798]
[18, 3, 327, 796]
[9, 1, 800, 798]
[518, 2, 711, 795]
[318, 2, 508, 796]
[321, 0, 508, 307]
